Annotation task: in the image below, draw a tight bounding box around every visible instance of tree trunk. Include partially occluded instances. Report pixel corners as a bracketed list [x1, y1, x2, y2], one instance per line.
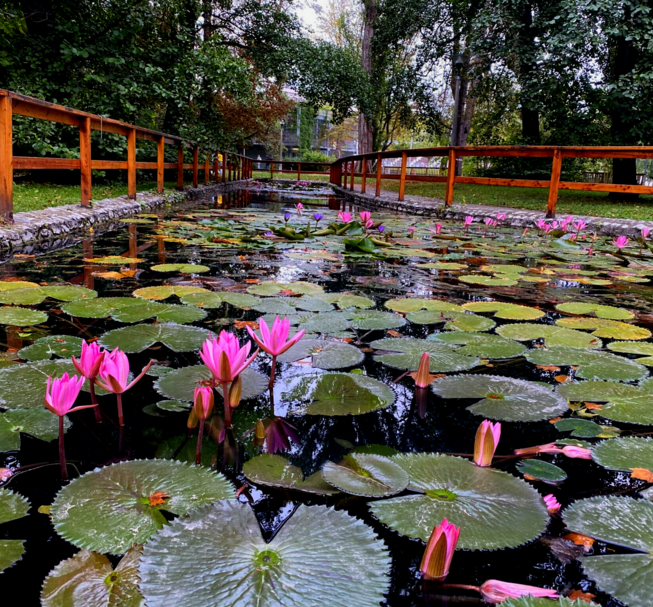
[358, 0, 377, 155]
[517, 4, 541, 144]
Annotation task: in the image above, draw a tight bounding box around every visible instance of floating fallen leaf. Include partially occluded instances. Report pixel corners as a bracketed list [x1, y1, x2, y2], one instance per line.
[568, 589, 596, 602]
[563, 532, 594, 551]
[38, 504, 51, 515]
[630, 468, 653, 482]
[234, 320, 259, 330]
[149, 491, 170, 506]
[386, 330, 403, 337]
[555, 374, 571, 383]
[584, 402, 603, 410]
[537, 365, 561, 372]
[549, 417, 563, 424]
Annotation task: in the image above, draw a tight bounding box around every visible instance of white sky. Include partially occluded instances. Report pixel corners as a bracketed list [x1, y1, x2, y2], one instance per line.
[292, 0, 327, 38]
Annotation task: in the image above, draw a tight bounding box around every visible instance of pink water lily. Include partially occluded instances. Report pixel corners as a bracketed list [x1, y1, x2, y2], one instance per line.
[408, 226, 416, 238]
[410, 353, 436, 388]
[337, 211, 352, 223]
[642, 227, 651, 239]
[561, 445, 593, 460]
[613, 235, 629, 250]
[359, 210, 371, 223]
[574, 220, 587, 233]
[420, 518, 460, 581]
[429, 223, 442, 235]
[295, 203, 303, 214]
[44, 373, 92, 479]
[544, 494, 561, 514]
[463, 215, 474, 229]
[536, 218, 547, 231]
[497, 212, 506, 221]
[514, 443, 563, 456]
[71, 340, 105, 422]
[96, 348, 152, 426]
[474, 420, 501, 467]
[479, 580, 558, 603]
[247, 317, 305, 387]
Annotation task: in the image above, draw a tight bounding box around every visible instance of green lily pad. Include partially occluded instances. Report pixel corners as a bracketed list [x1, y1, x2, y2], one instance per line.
[406, 310, 495, 331]
[462, 301, 545, 320]
[111, 301, 207, 324]
[496, 323, 602, 349]
[0, 540, 25, 574]
[180, 291, 260, 309]
[459, 275, 519, 287]
[607, 341, 653, 366]
[0, 283, 96, 306]
[41, 548, 144, 607]
[154, 366, 268, 402]
[61, 297, 139, 318]
[246, 281, 324, 296]
[348, 310, 406, 331]
[322, 453, 409, 497]
[139, 501, 390, 607]
[431, 374, 568, 422]
[384, 298, 463, 313]
[155, 400, 191, 413]
[0, 307, 47, 326]
[370, 338, 480, 373]
[282, 372, 396, 416]
[51, 459, 235, 554]
[150, 263, 209, 273]
[554, 418, 603, 438]
[563, 496, 653, 607]
[516, 459, 567, 483]
[132, 286, 208, 301]
[592, 437, 653, 472]
[429, 332, 526, 359]
[276, 339, 363, 369]
[0, 489, 29, 573]
[300, 312, 352, 334]
[243, 454, 339, 495]
[525, 347, 648, 382]
[0, 408, 72, 451]
[18, 335, 83, 361]
[321, 294, 375, 309]
[99, 323, 209, 353]
[556, 302, 634, 320]
[370, 454, 548, 549]
[556, 317, 651, 340]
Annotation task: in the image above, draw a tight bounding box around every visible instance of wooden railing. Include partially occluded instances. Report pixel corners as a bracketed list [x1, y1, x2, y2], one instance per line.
[329, 146, 653, 217]
[0, 89, 252, 222]
[264, 160, 331, 181]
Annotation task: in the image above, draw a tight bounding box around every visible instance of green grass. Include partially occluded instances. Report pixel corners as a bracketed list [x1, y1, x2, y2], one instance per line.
[253, 170, 653, 221]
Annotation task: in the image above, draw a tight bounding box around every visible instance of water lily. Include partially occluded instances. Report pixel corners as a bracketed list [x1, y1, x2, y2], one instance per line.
[484, 217, 493, 228]
[544, 494, 561, 514]
[71, 340, 105, 422]
[420, 518, 460, 581]
[295, 202, 303, 214]
[265, 416, 300, 453]
[189, 386, 214, 464]
[200, 331, 258, 427]
[613, 235, 629, 250]
[96, 348, 152, 426]
[408, 226, 416, 238]
[561, 445, 593, 460]
[337, 211, 352, 223]
[514, 443, 563, 456]
[313, 213, 323, 224]
[497, 212, 506, 221]
[479, 580, 558, 603]
[429, 223, 442, 236]
[560, 216, 574, 232]
[360, 210, 371, 223]
[642, 227, 650, 239]
[410, 353, 436, 388]
[247, 316, 305, 387]
[44, 372, 91, 479]
[463, 215, 474, 229]
[536, 218, 547, 231]
[284, 212, 291, 224]
[378, 225, 385, 233]
[574, 220, 587, 234]
[473, 420, 501, 467]
[364, 219, 374, 229]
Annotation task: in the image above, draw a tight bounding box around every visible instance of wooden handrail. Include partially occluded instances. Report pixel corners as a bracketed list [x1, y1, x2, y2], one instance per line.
[0, 88, 252, 222]
[328, 145, 653, 217]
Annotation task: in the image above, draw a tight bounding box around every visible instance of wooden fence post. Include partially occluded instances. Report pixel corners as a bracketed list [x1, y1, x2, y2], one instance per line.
[222, 152, 227, 183]
[127, 127, 136, 199]
[213, 153, 219, 183]
[192, 147, 198, 187]
[361, 157, 367, 194]
[398, 151, 408, 201]
[157, 136, 165, 193]
[204, 154, 209, 184]
[445, 149, 456, 206]
[177, 145, 184, 190]
[79, 117, 92, 206]
[341, 160, 346, 187]
[546, 149, 562, 218]
[376, 154, 382, 197]
[350, 159, 355, 190]
[298, 162, 301, 181]
[0, 95, 13, 222]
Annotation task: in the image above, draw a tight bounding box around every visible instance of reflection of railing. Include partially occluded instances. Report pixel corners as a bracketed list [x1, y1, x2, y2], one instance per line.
[329, 146, 653, 218]
[0, 88, 252, 222]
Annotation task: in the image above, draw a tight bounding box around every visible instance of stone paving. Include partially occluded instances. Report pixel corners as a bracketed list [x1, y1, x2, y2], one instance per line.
[333, 184, 653, 237]
[0, 181, 246, 254]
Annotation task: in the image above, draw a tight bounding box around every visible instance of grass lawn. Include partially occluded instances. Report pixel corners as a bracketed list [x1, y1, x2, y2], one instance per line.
[253, 170, 653, 221]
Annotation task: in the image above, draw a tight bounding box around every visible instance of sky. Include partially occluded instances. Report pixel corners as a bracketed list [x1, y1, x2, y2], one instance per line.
[293, 0, 326, 37]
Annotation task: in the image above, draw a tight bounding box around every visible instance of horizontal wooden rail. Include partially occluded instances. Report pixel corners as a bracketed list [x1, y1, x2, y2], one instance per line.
[266, 160, 331, 181]
[328, 145, 653, 217]
[0, 88, 253, 222]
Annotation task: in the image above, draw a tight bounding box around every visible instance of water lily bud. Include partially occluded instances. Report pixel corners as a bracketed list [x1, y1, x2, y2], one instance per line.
[473, 420, 501, 467]
[420, 518, 460, 581]
[255, 420, 266, 446]
[479, 580, 558, 603]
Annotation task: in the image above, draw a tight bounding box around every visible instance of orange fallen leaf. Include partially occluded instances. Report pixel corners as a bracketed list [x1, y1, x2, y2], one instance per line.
[523, 474, 537, 481]
[537, 365, 561, 372]
[549, 417, 563, 424]
[245, 279, 259, 284]
[234, 320, 259, 330]
[568, 590, 596, 603]
[278, 289, 298, 296]
[386, 330, 403, 337]
[563, 533, 594, 551]
[149, 491, 169, 506]
[555, 374, 570, 383]
[630, 468, 653, 482]
[584, 402, 603, 410]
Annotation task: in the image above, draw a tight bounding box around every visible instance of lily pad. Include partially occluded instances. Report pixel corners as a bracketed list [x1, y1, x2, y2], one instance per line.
[431, 374, 568, 422]
[154, 366, 268, 403]
[300, 312, 352, 334]
[51, 459, 235, 554]
[563, 496, 653, 607]
[370, 338, 480, 373]
[459, 275, 519, 287]
[132, 286, 208, 301]
[322, 453, 409, 497]
[282, 372, 396, 416]
[0, 408, 72, 451]
[320, 294, 375, 309]
[150, 263, 209, 273]
[99, 323, 209, 353]
[0, 283, 96, 306]
[525, 347, 648, 382]
[556, 317, 651, 340]
[0, 307, 47, 326]
[429, 332, 526, 359]
[370, 454, 548, 549]
[496, 323, 602, 349]
[516, 459, 567, 483]
[18, 335, 83, 361]
[180, 291, 260, 309]
[243, 454, 339, 495]
[462, 301, 545, 320]
[276, 339, 363, 369]
[406, 310, 495, 332]
[592, 437, 653, 472]
[556, 302, 634, 320]
[0, 489, 29, 573]
[139, 501, 390, 607]
[41, 548, 144, 607]
[348, 310, 406, 331]
[554, 418, 603, 438]
[607, 341, 653, 366]
[384, 298, 463, 313]
[246, 281, 324, 296]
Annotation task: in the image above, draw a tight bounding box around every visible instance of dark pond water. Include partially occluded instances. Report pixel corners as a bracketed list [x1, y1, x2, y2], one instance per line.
[1, 186, 651, 605]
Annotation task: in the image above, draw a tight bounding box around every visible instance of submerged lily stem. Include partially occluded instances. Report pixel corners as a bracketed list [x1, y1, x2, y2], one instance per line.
[116, 393, 124, 426]
[196, 419, 205, 465]
[222, 382, 232, 428]
[89, 379, 102, 423]
[58, 416, 68, 480]
[269, 356, 277, 388]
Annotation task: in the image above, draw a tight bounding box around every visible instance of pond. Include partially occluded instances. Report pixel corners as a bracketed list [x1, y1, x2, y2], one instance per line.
[1, 185, 652, 606]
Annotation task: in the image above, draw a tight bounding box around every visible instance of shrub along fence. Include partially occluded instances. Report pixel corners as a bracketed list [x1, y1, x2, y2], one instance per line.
[330, 146, 653, 218]
[0, 89, 252, 222]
